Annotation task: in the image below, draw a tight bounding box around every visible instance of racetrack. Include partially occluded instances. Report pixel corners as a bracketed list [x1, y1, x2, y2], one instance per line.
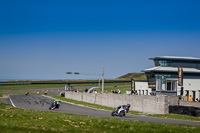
[9, 95, 112, 117]
[7, 95, 200, 126]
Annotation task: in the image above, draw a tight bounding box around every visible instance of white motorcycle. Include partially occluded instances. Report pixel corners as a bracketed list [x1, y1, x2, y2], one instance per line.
[111, 104, 130, 117]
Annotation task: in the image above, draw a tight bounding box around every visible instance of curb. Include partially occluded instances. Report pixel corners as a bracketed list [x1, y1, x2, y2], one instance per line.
[8, 95, 16, 107]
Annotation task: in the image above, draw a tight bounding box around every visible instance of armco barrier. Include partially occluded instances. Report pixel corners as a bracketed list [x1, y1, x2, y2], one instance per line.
[65, 91, 169, 114]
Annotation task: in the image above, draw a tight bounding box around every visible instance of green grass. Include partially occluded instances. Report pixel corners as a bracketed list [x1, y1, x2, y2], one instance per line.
[78, 86, 131, 94]
[104, 86, 131, 94]
[0, 82, 130, 92]
[0, 83, 97, 91]
[0, 103, 200, 133]
[0, 79, 130, 84]
[148, 114, 200, 122]
[49, 94, 200, 122]
[0, 84, 65, 90]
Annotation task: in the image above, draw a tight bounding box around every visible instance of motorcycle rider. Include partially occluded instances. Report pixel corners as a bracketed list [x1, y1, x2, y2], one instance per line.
[52, 101, 57, 106]
[115, 104, 130, 113]
[50, 101, 59, 109]
[57, 99, 61, 107]
[116, 105, 121, 112]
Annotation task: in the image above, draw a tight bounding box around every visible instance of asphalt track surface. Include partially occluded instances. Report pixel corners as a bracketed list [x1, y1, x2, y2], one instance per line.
[5, 95, 200, 126]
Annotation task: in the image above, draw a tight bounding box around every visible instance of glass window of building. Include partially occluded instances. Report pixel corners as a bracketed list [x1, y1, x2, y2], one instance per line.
[159, 60, 167, 66]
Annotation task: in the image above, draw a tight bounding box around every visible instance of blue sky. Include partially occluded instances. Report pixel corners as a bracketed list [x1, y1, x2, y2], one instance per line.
[0, 0, 200, 80]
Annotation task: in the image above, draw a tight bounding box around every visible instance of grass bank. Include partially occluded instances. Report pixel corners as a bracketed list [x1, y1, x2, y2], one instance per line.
[0, 103, 200, 133]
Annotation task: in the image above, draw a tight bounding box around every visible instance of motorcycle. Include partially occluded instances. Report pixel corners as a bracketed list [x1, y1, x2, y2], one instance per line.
[49, 101, 60, 110]
[111, 104, 130, 117]
[25, 92, 29, 96]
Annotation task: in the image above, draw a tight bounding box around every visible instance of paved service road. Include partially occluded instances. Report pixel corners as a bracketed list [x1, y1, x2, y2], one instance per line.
[8, 95, 200, 126]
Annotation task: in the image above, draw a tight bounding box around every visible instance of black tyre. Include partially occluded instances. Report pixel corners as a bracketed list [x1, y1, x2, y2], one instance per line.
[119, 110, 125, 117]
[111, 111, 116, 116]
[49, 107, 51, 110]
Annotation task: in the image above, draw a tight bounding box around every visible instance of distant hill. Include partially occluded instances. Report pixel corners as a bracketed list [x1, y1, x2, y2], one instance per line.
[116, 73, 147, 80]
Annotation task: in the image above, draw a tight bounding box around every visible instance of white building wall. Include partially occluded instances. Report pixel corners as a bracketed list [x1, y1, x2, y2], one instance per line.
[180, 78, 200, 100]
[135, 79, 200, 100]
[135, 81, 151, 95]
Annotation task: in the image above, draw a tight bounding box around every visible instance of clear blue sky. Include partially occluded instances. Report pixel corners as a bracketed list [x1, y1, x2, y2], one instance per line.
[0, 0, 200, 80]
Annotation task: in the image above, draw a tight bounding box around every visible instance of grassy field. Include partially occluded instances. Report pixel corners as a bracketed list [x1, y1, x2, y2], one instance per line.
[1, 103, 200, 133]
[78, 86, 131, 94]
[0, 84, 65, 90]
[0, 83, 130, 93]
[0, 84, 95, 91]
[0, 79, 131, 85]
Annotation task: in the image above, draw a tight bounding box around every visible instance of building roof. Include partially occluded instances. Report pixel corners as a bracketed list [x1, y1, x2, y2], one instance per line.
[142, 66, 200, 73]
[149, 56, 200, 61]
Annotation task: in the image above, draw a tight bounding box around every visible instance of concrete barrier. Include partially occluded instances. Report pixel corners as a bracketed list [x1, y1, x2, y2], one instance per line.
[168, 95, 200, 117]
[65, 92, 169, 114]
